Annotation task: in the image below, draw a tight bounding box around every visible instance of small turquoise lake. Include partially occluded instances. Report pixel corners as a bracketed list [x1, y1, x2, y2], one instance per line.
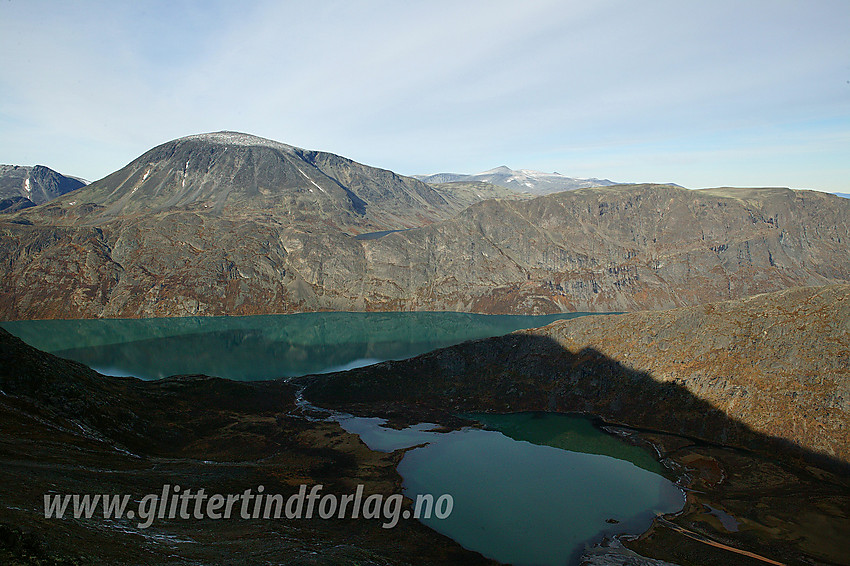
[338, 412, 684, 566]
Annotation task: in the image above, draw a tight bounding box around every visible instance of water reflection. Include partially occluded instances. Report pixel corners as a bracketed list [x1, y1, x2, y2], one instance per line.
[2, 312, 593, 380]
[336, 412, 685, 566]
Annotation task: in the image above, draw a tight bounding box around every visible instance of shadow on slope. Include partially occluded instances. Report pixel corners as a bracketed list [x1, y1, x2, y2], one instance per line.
[0, 327, 497, 565]
[2, 324, 850, 565]
[300, 332, 850, 473]
[299, 332, 850, 565]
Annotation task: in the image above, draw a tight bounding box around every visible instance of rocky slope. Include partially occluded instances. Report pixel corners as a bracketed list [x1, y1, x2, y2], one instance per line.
[1, 180, 848, 319]
[358, 185, 850, 313]
[0, 164, 86, 213]
[304, 284, 850, 465]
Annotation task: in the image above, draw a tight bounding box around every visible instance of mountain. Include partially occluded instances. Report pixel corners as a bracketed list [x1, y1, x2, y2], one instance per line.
[2, 179, 848, 318]
[42, 131, 463, 231]
[0, 164, 86, 213]
[415, 165, 617, 195]
[354, 184, 850, 313]
[0, 131, 509, 318]
[834, 192, 850, 199]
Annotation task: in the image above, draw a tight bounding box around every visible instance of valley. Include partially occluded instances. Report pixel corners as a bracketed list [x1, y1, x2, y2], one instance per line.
[1, 286, 848, 565]
[1, 132, 848, 565]
[3, 3, 848, 565]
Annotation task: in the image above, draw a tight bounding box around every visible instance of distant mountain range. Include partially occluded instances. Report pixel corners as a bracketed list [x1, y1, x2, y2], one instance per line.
[414, 166, 618, 195]
[834, 192, 850, 199]
[0, 164, 86, 213]
[1, 131, 848, 319]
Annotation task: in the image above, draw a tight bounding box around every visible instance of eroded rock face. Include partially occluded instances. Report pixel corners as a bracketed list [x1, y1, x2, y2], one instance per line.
[2, 180, 848, 319]
[359, 185, 850, 313]
[303, 285, 850, 465]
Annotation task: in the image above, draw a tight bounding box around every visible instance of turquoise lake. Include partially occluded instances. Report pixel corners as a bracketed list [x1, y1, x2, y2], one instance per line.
[1, 311, 590, 380]
[338, 412, 684, 566]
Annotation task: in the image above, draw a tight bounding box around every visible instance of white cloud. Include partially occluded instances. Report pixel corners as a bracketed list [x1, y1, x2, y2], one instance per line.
[0, 0, 848, 190]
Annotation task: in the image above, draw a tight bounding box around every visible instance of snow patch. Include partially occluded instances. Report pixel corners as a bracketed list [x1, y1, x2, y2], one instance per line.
[295, 166, 326, 194]
[179, 131, 297, 152]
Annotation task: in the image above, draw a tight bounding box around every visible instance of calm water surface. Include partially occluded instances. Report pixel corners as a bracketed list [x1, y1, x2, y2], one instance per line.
[338, 412, 684, 566]
[1, 311, 591, 380]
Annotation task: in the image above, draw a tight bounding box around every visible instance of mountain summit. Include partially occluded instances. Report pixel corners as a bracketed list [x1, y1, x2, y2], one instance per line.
[50, 131, 459, 230]
[415, 166, 616, 195]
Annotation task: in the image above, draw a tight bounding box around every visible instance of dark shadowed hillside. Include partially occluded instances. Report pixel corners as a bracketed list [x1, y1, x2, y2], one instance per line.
[0, 326, 497, 565]
[299, 285, 850, 564]
[304, 284, 850, 464]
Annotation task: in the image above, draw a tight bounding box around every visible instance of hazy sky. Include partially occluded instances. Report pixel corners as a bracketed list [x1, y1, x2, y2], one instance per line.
[1, 0, 848, 191]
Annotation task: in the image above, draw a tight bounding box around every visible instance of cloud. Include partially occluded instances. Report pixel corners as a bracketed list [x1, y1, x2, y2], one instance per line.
[0, 0, 848, 190]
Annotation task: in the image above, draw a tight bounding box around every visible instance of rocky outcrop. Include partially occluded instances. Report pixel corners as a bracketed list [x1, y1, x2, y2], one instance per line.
[303, 285, 850, 465]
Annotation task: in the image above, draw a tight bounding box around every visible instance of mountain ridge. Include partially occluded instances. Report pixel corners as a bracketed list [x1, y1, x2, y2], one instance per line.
[1, 132, 848, 319]
[42, 131, 461, 232]
[414, 165, 617, 195]
[2, 177, 848, 318]
[0, 164, 86, 213]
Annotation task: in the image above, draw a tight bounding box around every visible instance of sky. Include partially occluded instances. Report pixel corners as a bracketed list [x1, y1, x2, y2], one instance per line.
[1, 0, 848, 191]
